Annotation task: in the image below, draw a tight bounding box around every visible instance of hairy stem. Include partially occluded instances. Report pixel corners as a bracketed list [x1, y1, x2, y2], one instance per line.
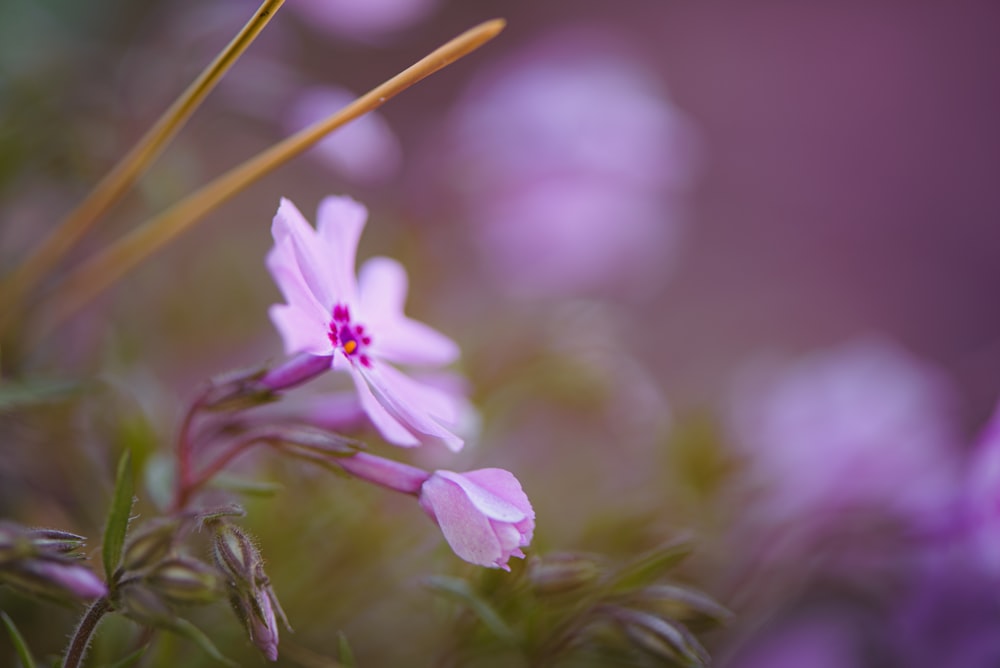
[63, 597, 110, 668]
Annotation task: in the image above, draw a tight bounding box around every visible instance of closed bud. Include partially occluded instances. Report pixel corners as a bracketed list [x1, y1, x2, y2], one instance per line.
[1, 559, 107, 602]
[607, 606, 710, 667]
[212, 523, 262, 590]
[145, 557, 220, 605]
[228, 582, 288, 662]
[118, 583, 175, 627]
[121, 520, 179, 572]
[527, 553, 602, 595]
[28, 528, 87, 555]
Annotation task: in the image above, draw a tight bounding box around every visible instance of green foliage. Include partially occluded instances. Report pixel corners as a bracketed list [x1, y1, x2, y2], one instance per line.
[1, 610, 36, 668]
[168, 618, 238, 667]
[102, 451, 135, 583]
[336, 631, 356, 668]
[100, 643, 149, 668]
[426, 542, 728, 667]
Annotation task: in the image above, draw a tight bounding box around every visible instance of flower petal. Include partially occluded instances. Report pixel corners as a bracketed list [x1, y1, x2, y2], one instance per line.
[266, 235, 330, 324]
[346, 363, 421, 447]
[375, 362, 461, 424]
[269, 304, 334, 356]
[316, 195, 367, 304]
[358, 257, 460, 366]
[272, 198, 338, 309]
[357, 363, 464, 451]
[435, 469, 529, 522]
[420, 473, 504, 568]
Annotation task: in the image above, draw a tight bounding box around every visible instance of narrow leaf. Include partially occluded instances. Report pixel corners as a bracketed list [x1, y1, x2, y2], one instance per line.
[336, 631, 356, 668]
[609, 535, 694, 592]
[102, 451, 135, 581]
[1, 610, 36, 668]
[422, 576, 517, 644]
[170, 618, 237, 667]
[100, 644, 149, 668]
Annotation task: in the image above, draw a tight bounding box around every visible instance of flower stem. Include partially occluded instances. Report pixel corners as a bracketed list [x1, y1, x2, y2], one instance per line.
[0, 0, 285, 324]
[171, 388, 211, 512]
[63, 597, 110, 668]
[38, 19, 507, 331]
[178, 434, 268, 509]
[337, 452, 430, 495]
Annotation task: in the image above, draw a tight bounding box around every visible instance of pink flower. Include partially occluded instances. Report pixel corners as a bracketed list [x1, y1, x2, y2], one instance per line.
[430, 26, 699, 298]
[419, 469, 535, 570]
[289, 0, 439, 44]
[962, 401, 1000, 575]
[267, 196, 463, 450]
[727, 337, 961, 528]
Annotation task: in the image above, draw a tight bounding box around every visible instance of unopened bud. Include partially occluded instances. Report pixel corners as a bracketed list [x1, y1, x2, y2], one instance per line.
[247, 589, 280, 662]
[145, 557, 220, 605]
[527, 554, 602, 595]
[212, 524, 262, 589]
[28, 528, 87, 555]
[1, 559, 107, 601]
[608, 606, 710, 667]
[121, 520, 179, 572]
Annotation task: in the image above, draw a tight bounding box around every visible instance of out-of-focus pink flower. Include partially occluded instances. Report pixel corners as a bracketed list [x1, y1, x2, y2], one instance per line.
[727, 612, 863, 668]
[289, 0, 439, 44]
[727, 337, 961, 528]
[961, 401, 1000, 574]
[284, 86, 402, 186]
[418, 469, 534, 570]
[435, 27, 699, 298]
[267, 196, 463, 450]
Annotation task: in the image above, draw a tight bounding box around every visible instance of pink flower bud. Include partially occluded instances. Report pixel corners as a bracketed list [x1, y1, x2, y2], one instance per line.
[419, 469, 534, 571]
[25, 560, 108, 600]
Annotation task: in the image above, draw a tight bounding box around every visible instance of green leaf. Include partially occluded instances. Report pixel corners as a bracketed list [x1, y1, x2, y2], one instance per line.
[1, 610, 36, 668]
[336, 631, 356, 668]
[422, 576, 517, 644]
[609, 535, 694, 593]
[102, 450, 135, 582]
[99, 644, 149, 668]
[169, 618, 237, 667]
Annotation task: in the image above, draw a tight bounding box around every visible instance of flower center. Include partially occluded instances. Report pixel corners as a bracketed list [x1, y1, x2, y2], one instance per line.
[328, 304, 373, 367]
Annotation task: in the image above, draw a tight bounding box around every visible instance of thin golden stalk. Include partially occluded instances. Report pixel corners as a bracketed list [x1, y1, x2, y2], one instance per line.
[40, 19, 506, 331]
[1, 0, 285, 312]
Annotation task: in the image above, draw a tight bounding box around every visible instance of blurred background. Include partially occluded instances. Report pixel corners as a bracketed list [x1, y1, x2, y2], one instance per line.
[3, 0, 1000, 665]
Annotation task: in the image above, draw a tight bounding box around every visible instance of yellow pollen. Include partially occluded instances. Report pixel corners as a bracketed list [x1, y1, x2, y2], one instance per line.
[343, 340, 358, 354]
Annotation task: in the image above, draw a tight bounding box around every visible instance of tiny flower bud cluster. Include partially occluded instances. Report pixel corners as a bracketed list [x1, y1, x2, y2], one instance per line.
[113, 519, 222, 628]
